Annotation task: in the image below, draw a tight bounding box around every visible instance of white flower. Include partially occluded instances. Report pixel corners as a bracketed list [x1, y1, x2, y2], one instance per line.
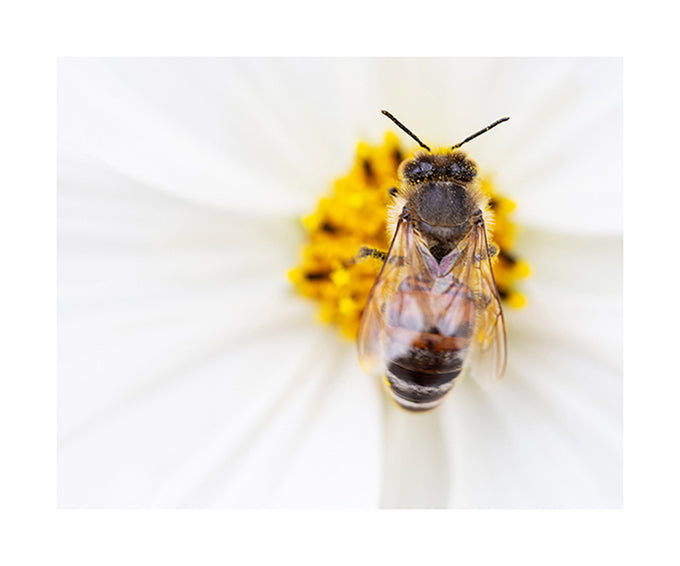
[58, 58, 622, 508]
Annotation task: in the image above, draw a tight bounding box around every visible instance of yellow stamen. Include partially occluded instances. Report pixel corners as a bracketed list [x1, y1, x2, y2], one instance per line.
[289, 133, 530, 338]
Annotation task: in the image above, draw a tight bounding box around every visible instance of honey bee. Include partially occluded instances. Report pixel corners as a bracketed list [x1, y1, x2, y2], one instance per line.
[357, 110, 509, 411]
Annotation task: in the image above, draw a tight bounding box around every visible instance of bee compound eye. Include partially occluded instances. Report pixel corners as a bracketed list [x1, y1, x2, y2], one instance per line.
[403, 159, 434, 181]
[448, 158, 477, 182]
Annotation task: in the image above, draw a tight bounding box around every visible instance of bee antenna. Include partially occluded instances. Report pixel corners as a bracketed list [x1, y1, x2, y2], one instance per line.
[381, 109, 431, 152]
[451, 116, 510, 150]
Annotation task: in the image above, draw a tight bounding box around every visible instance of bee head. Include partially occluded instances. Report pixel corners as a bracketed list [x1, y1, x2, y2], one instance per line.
[399, 151, 478, 185]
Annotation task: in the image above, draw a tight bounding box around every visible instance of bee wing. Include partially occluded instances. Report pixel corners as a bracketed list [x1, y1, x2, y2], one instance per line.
[358, 210, 506, 389]
[357, 210, 425, 376]
[458, 221, 507, 389]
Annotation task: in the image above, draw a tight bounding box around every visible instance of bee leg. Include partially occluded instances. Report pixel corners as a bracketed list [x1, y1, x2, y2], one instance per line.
[344, 246, 387, 266]
[359, 246, 388, 261]
[388, 186, 399, 198]
[472, 210, 497, 262]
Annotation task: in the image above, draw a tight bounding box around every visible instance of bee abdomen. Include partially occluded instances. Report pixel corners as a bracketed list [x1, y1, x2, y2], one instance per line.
[384, 328, 472, 411]
[386, 357, 466, 412]
[383, 277, 475, 411]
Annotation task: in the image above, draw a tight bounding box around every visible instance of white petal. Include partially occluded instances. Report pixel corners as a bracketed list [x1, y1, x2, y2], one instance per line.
[59, 59, 313, 215]
[158, 345, 382, 509]
[480, 58, 622, 235]
[379, 398, 450, 508]
[59, 154, 298, 432]
[58, 158, 383, 507]
[60, 327, 382, 508]
[512, 228, 622, 371]
[442, 336, 621, 508]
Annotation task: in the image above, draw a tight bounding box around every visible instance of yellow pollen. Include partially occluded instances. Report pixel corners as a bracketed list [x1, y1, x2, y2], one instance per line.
[289, 132, 530, 338]
[507, 292, 528, 309]
[330, 267, 351, 287]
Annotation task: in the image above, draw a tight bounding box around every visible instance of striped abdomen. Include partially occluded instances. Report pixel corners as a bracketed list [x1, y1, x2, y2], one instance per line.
[384, 275, 476, 411]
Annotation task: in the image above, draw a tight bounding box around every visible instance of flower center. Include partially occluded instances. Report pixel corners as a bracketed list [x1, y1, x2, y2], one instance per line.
[289, 133, 530, 339]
